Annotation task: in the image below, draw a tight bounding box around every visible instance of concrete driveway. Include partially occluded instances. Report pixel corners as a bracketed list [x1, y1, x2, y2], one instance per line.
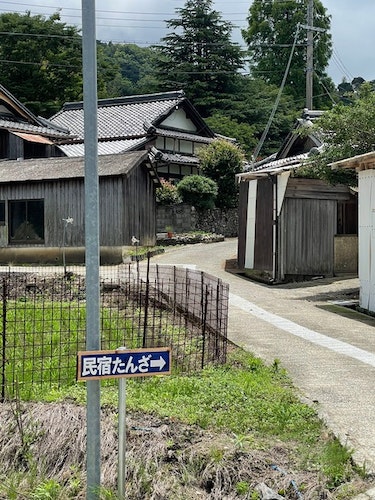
[151, 238, 375, 474]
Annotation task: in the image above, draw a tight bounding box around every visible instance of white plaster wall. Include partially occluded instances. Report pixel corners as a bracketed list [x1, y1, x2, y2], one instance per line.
[160, 109, 197, 132]
[245, 180, 257, 269]
[358, 170, 375, 311]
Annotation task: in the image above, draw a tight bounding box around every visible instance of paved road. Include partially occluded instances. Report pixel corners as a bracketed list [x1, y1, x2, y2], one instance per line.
[151, 238, 375, 474]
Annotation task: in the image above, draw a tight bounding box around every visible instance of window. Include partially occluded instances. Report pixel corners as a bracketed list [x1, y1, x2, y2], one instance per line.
[9, 199, 44, 244]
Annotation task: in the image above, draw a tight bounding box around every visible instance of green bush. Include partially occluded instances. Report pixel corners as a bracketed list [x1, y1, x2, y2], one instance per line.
[177, 175, 218, 209]
[156, 178, 182, 205]
[198, 138, 245, 208]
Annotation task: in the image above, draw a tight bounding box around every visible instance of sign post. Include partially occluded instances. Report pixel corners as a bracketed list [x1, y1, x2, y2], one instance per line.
[77, 347, 171, 498]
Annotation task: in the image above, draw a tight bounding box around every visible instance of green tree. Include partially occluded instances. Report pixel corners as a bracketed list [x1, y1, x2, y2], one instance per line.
[98, 43, 160, 97]
[198, 139, 245, 208]
[0, 12, 83, 115]
[242, 0, 334, 108]
[152, 0, 244, 117]
[299, 84, 375, 185]
[177, 175, 218, 209]
[207, 76, 299, 159]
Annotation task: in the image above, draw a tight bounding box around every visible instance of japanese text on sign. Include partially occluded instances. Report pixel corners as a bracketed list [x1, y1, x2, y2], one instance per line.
[77, 348, 171, 381]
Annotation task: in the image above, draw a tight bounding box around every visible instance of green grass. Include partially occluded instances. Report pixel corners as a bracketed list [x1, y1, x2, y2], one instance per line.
[3, 299, 135, 399]
[1, 307, 369, 498]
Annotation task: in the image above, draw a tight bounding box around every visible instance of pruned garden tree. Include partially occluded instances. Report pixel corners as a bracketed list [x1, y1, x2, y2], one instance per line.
[242, 0, 334, 109]
[152, 0, 245, 117]
[177, 175, 218, 209]
[198, 139, 245, 208]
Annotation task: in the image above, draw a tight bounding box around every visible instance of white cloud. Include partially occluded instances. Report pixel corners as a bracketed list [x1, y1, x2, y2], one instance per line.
[3, 0, 375, 83]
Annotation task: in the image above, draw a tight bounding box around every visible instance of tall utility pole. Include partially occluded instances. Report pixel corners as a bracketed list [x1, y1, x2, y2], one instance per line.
[82, 0, 101, 498]
[305, 0, 314, 110]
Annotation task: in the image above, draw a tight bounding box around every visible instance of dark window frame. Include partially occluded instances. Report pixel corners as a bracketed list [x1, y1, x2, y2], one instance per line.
[8, 199, 45, 244]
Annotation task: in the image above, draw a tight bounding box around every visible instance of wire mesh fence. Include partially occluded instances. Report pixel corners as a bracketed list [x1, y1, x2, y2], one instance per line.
[0, 258, 229, 399]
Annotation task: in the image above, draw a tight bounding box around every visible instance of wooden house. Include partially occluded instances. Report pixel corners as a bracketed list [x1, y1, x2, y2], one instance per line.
[49, 90, 218, 181]
[0, 84, 71, 160]
[0, 151, 159, 264]
[331, 152, 375, 313]
[237, 110, 358, 282]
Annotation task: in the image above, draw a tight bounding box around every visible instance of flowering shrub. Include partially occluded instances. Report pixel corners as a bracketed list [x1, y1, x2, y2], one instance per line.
[156, 178, 182, 205]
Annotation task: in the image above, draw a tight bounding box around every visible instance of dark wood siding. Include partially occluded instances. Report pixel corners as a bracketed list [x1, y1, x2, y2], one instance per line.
[280, 197, 337, 277]
[237, 181, 249, 269]
[254, 177, 273, 271]
[0, 162, 156, 248]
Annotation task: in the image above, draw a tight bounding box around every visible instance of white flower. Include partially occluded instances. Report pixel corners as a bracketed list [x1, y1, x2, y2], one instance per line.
[131, 235, 140, 245]
[63, 217, 74, 225]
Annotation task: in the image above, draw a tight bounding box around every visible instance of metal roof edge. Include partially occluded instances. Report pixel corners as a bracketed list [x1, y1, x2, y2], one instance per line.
[59, 90, 186, 112]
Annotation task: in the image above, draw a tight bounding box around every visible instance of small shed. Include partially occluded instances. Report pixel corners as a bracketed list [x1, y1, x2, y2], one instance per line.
[331, 152, 375, 312]
[237, 108, 358, 283]
[237, 167, 357, 282]
[0, 151, 159, 264]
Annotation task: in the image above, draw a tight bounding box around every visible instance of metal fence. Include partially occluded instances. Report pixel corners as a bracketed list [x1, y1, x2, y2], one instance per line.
[0, 259, 229, 399]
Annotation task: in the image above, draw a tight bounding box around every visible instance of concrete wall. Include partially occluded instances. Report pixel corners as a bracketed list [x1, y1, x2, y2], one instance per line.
[156, 204, 238, 237]
[0, 246, 134, 265]
[334, 235, 358, 275]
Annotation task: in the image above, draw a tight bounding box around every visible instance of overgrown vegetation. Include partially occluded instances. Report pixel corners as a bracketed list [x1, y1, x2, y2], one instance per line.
[0, 349, 372, 498]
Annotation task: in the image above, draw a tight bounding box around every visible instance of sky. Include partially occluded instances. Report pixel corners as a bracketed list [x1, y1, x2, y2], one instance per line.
[1, 0, 374, 85]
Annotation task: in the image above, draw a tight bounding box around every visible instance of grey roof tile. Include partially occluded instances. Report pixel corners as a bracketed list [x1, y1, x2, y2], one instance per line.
[0, 151, 150, 183]
[58, 138, 149, 157]
[0, 118, 72, 138]
[50, 91, 186, 141]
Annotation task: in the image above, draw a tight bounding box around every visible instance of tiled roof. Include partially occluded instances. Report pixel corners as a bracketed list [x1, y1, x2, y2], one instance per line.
[157, 152, 200, 165]
[58, 138, 149, 157]
[155, 127, 214, 144]
[239, 153, 309, 180]
[0, 151, 150, 183]
[0, 117, 72, 139]
[50, 91, 187, 142]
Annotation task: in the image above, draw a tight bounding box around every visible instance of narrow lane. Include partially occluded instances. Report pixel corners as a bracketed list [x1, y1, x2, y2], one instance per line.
[152, 239, 375, 473]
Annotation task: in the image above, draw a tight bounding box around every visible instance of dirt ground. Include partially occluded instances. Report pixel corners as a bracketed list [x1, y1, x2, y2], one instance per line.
[0, 401, 373, 499]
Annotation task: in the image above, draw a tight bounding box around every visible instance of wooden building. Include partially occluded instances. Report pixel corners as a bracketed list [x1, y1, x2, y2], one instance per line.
[49, 90, 219, 182]
[237, 171, 357, 282]
[0, 84, 71, 160]
[0, 151, 159, 264]
[237, 110, 358, 282]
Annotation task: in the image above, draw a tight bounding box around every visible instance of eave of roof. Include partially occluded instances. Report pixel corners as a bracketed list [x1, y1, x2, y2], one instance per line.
[0, 118, 73, 139]
[330, 151, 375, 171]
[57, 138, 150, 157]
[156, 151, 200, 166]
[0, 151, 151, 183]
[238, 153, 309, 180]
[155, 127, 214, 143]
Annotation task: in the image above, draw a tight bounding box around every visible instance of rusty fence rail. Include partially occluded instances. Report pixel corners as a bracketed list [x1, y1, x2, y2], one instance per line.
[0, 260, 229, 399]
